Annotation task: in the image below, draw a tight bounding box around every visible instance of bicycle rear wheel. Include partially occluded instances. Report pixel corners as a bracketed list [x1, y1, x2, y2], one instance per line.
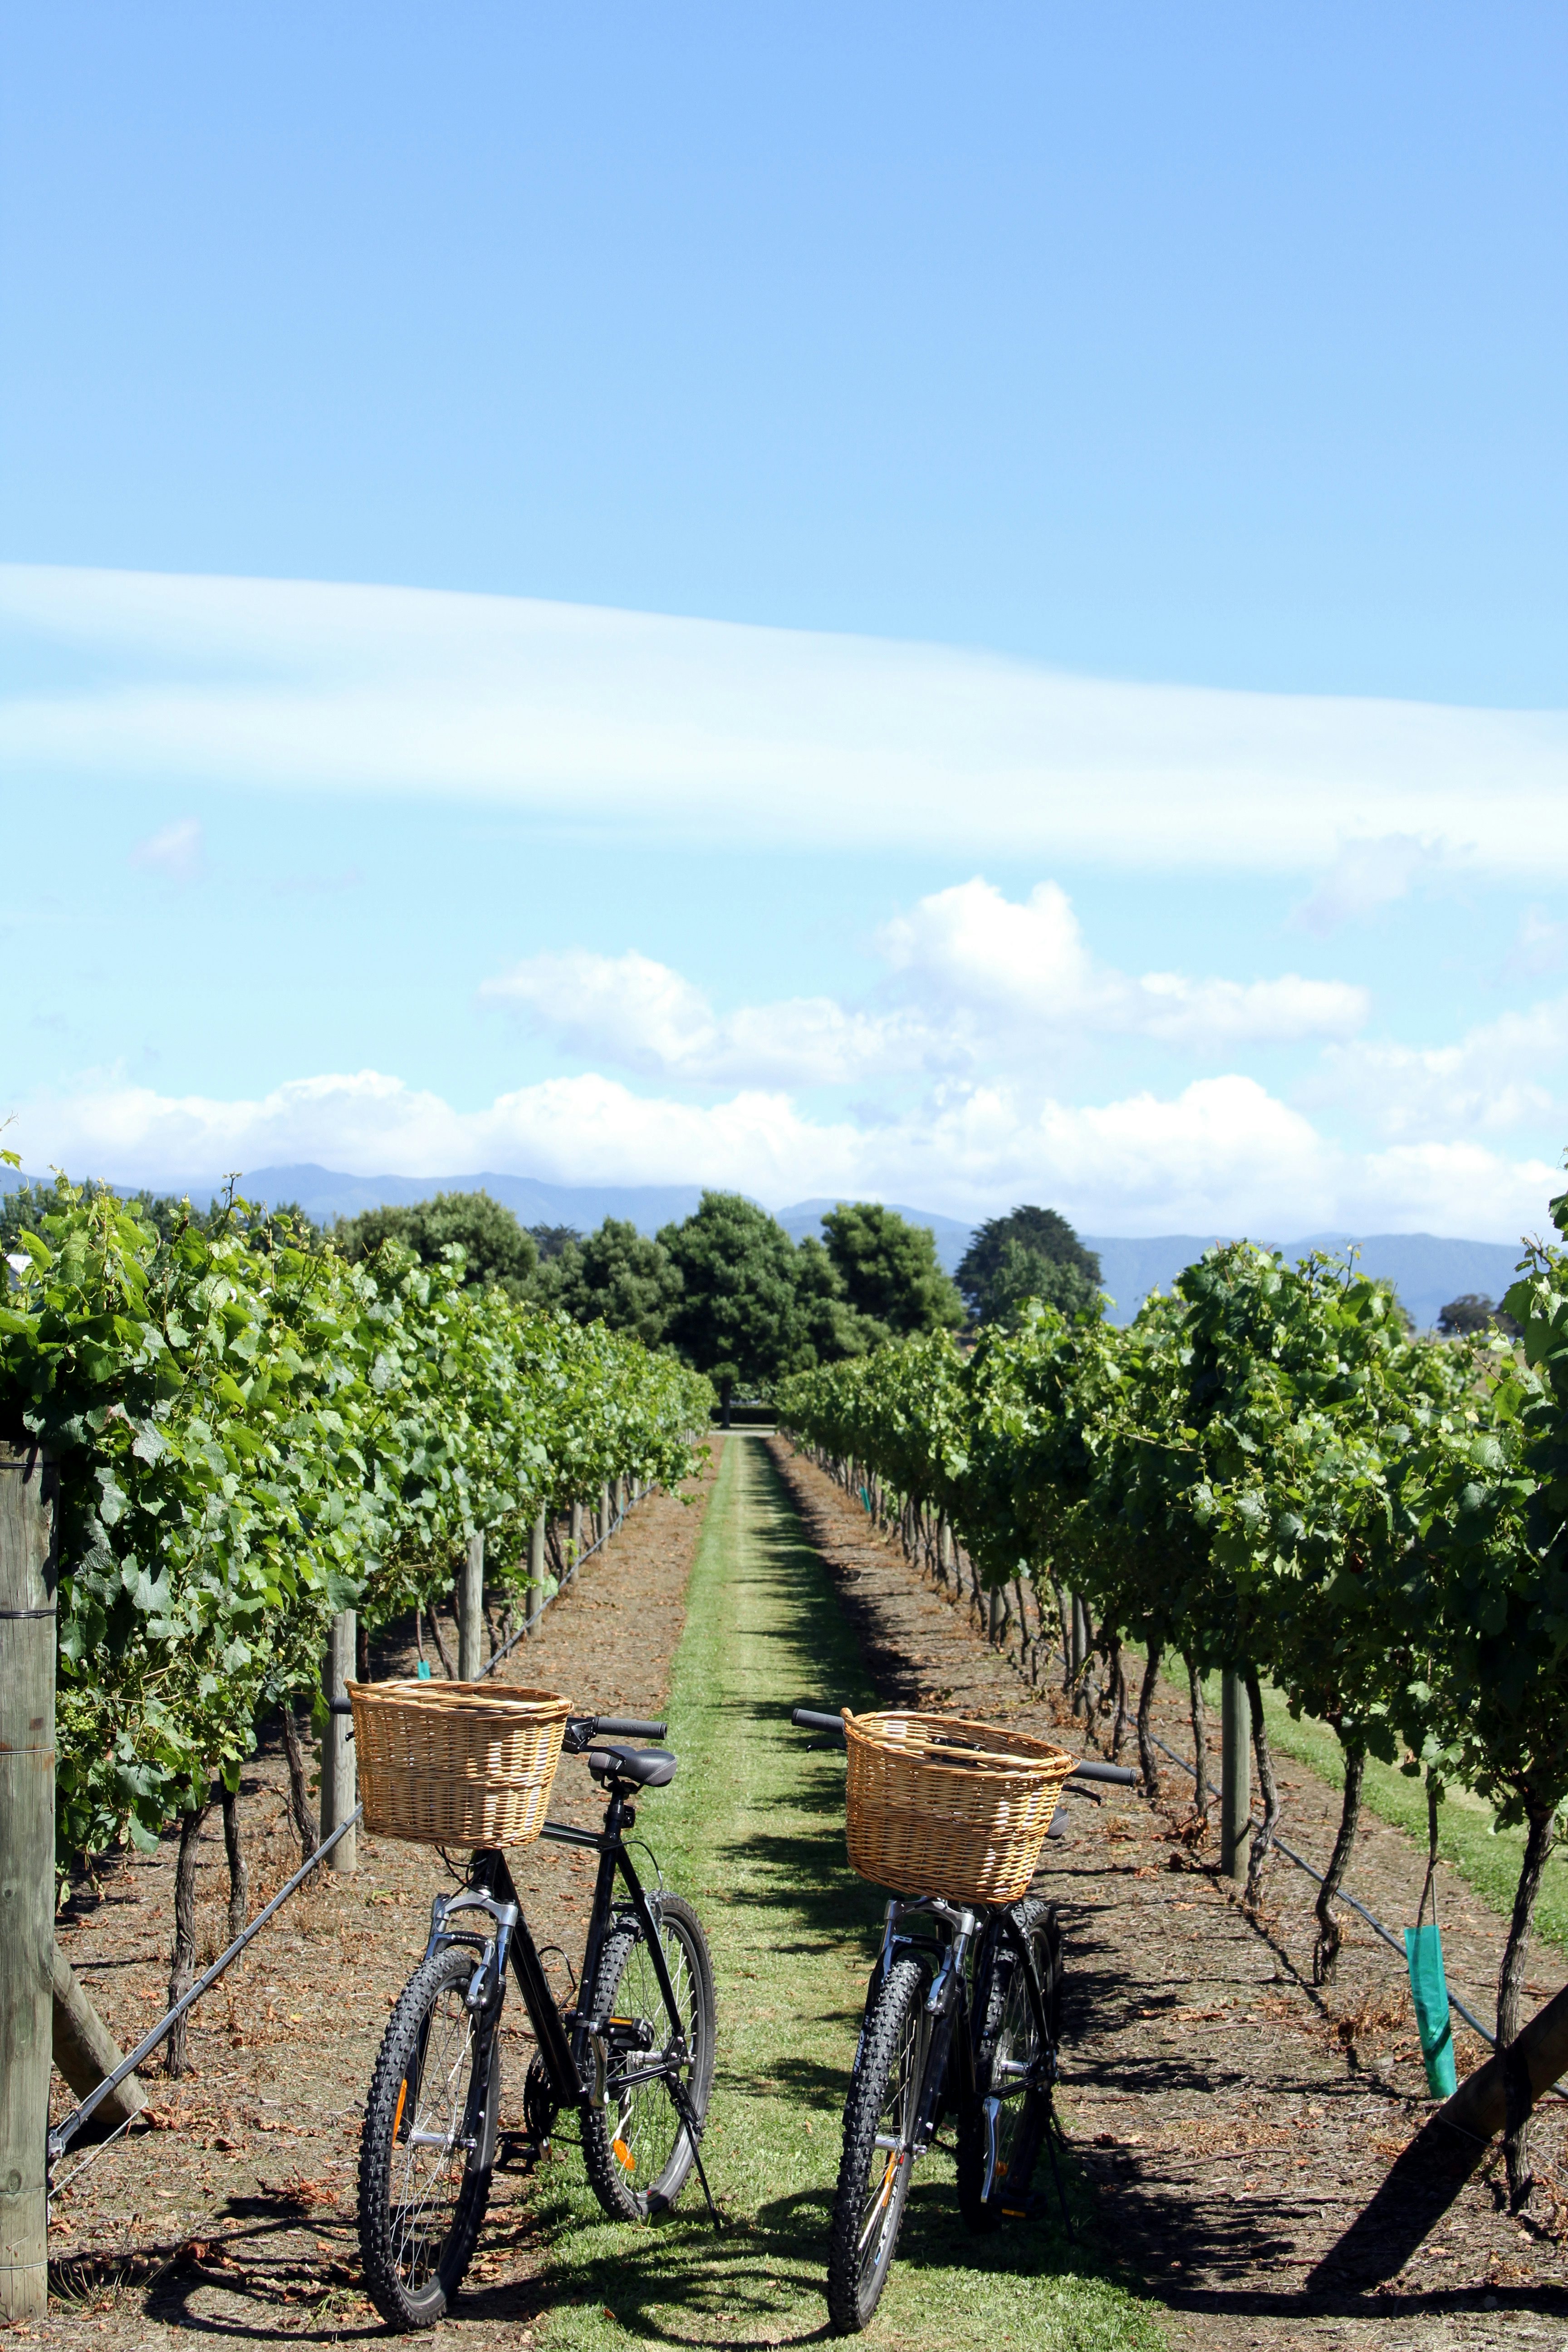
[956, 1897, 1059, 2232]
[827, 1954, 928, 2333]
[582, 1893, 716, 2221]
[358, 1945, 501, 2330]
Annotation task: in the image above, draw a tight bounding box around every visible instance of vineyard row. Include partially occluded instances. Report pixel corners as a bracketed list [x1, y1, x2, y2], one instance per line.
[778, 1191, 1568, 2202]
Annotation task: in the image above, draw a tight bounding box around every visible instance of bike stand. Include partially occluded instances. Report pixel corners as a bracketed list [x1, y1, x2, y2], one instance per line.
[1042, 2106, 1076, 2242]
[668, 2075, 725, 2230]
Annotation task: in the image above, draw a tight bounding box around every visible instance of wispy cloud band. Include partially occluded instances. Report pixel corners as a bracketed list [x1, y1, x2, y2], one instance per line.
[5, 564, 1568, 874]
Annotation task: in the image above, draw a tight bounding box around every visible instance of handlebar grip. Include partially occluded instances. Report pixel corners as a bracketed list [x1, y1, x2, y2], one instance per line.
[591, 1716, 668, 1740]
[792, 1707, 847, 1737]
[326, 1697, 354, 1716]
[1065, 1760, 1139, 1786]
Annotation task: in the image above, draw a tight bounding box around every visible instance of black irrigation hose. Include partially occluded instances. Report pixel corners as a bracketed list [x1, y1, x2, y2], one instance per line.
[1142, 1725, 1527, 2067]
[817, 1456, 1552, 2090]
[475, 1505, 621, 1682]
[51, 1475, 678, 2171]
[48, 1805, 364, 2167]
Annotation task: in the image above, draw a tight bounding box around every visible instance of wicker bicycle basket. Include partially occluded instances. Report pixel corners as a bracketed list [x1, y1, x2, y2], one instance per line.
[842, 1709, 1075, 1905]
[347, 1681, 572, 1849]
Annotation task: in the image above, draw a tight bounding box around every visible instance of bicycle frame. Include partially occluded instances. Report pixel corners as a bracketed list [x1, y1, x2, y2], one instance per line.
[862, 1896, 1057, 2168]
[417, 1776, 720, 2222]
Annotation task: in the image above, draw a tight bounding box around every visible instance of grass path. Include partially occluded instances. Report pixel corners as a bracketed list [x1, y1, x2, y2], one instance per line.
[530, 1436, 1159, 2352]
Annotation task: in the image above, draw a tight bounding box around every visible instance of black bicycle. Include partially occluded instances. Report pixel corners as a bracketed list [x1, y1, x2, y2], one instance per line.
[358, 1711, 719, 2331]
[791, 1705, 1136, 2333]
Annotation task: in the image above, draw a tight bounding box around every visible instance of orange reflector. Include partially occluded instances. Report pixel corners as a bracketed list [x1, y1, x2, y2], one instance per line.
[612, 2136, 634, 2171]
[392, 2079, 409, 2140]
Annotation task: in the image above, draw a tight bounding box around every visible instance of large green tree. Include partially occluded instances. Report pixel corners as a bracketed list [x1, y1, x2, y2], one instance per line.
[956, 1205, 1102, 1326]
[659, 1192, 811, 1415]
[541, 1217, 684, 1349]
[794, 1233, 881, 1364]
[821, 1202, 964, 1342]
[334, 1191, 537, 1294]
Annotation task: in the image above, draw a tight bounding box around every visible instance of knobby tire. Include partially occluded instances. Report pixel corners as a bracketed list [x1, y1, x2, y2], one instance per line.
[358, 1945, 500, 2331]
[827, 1953, 929, 2333]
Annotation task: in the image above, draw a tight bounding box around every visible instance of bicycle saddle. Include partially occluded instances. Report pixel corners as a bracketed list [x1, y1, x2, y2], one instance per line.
[588, 1744, 677, 1788]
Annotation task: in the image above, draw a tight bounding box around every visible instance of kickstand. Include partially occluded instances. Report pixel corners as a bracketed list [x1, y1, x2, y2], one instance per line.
[1044, 2102, 1075, 2243]
[669, 2077, 724, 2230]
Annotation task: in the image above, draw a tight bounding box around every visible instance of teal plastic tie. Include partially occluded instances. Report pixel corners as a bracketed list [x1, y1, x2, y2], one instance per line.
[416, 1659, 432, 1681]
[1405, 1920, 1457, 2097]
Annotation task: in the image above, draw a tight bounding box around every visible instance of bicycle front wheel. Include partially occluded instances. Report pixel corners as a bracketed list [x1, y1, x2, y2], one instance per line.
[358, 1945, 501, 2330]
[827, 1954, 929, 2334]
[956, 1898, 1060, 2232]
[582, 1892, 716, 2221]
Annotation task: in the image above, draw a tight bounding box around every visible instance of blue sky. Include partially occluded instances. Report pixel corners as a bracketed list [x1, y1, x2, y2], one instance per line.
[5, 5, 1567, 1238]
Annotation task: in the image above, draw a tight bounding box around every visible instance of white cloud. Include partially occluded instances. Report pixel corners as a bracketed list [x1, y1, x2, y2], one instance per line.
[478, 949, 929, 1086]
[1296, 833, 1440, 933]
[1507, 907, 1568, 982]
[880, 880, 1367, 1050]
[1314, 995, 1568, 1144]
[5, 564, 1568, 875]
[482, 879, 1367, 1085]
[8, 1063, 1556, 1241]
[128, 816, 204, 884]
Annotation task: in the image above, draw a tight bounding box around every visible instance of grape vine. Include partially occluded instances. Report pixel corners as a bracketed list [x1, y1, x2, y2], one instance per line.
[0, 1181, 711, 1864]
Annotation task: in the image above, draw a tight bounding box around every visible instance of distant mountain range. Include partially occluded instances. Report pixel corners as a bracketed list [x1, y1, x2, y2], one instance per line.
[2, 1161, 1532, 1332]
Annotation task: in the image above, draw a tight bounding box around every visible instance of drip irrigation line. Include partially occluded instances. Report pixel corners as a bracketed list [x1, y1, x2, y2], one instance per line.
[48, 1803, 363, 2169]
[50, 1468, 684, 2179]
[811, 1450, 1564, 2099]
[475, 1493, 635, 1683]
[1141, 1725, 1550, 2079]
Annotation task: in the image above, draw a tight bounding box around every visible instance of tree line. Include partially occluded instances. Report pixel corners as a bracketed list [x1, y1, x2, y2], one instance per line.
[5, 1178, 1105, 1418]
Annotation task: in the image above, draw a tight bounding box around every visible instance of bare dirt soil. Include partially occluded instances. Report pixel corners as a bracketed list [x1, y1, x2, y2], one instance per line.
[36, 1449, 720, 2350]
[770, 1439, 1568, 2352]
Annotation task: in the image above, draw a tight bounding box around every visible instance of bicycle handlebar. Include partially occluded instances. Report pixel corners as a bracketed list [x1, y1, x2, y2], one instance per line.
[589, 1715, 668, 1740]
[790, 1703, 1138, 1787]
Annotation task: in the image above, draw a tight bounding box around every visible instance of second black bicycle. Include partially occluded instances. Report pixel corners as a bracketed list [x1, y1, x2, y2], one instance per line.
[792, 1704, 1135, 2333]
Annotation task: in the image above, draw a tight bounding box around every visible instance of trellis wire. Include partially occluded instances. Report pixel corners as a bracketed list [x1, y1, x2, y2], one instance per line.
[48, 1805, 363, 2169]
[49, 1474, 670, 2178]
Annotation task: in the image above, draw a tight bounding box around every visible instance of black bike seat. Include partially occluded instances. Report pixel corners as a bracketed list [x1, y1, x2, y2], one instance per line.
[587, 1744, 677, 1788]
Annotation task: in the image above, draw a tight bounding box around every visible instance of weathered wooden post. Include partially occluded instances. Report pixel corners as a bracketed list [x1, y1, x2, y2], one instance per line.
[1220, 1669, 1250, 1881]
[0, 1446, 56, 2321]
[600, 1482, 612, 1544]
[458, 1530, 484, 1681]
[527, 1507, 546, 1633]
[320, 1609, 357, 1873]
[614, 1475, 626, 1523]
[568, 1499, 583, 1580]
[52, 1948, 146, 2132]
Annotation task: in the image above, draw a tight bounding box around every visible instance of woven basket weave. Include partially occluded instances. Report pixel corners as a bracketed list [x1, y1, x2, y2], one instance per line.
[843, 1709, 1075, 1905]
[348, 1681, 572, 1848]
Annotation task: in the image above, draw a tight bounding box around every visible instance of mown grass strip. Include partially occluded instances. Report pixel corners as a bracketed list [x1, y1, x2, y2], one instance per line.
[530, 1436, 1160, 2351]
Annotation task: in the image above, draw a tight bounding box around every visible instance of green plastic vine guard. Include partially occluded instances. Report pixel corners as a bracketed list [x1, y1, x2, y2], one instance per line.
[1405, 1921, 1457, 2097]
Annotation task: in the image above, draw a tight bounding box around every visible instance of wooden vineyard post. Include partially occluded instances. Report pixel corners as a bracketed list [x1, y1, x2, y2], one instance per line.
[600, 1483, 612, 1545]
[1220, 1669, 1250, 1881]
[458, 1531, 484, 1682]
[568, 1499, 583, 1581]
[527, 1508, 546, 1634]
[0, 1446, 56, 2322]
[320, 1609, 357, 1873]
